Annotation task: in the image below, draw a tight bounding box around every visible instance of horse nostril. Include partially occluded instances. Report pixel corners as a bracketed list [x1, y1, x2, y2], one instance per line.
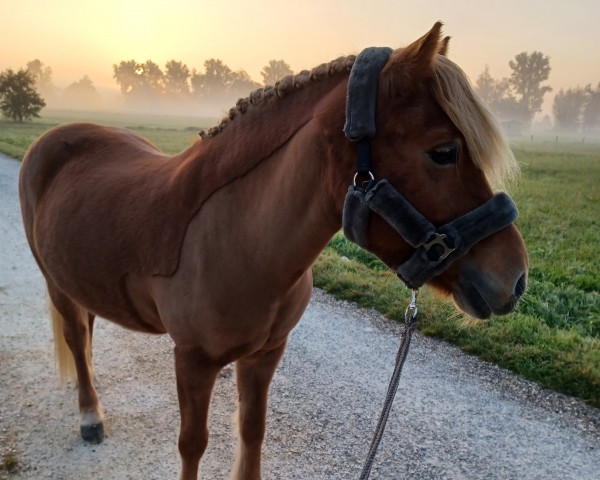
[514, 272, 527, 299]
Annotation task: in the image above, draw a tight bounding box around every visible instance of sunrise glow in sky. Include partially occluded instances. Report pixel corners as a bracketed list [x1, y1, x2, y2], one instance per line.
[1, 0, 599, 114]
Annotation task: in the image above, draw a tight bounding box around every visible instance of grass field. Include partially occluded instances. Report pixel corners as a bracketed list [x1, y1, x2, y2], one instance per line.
[0, 110, 216, 159]
[1, 111, 598, 407]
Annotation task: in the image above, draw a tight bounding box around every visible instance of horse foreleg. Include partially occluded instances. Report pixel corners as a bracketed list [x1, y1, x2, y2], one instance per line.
[231, 340, 287, 480]
[47, 283, 104, 443]
[174, 345, 220, 480]
[86, 312, 99, 386]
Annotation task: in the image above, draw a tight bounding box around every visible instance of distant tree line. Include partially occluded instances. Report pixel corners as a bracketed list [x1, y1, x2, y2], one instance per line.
[2, 53, 600, 132]
[25, 59, 101, 108]
[0, 59, 101, 121]
[112, 58, 293, 110]
[0, 57, 293, 122]
[474, 50, 600, 132]
[552, 84, 600, 131]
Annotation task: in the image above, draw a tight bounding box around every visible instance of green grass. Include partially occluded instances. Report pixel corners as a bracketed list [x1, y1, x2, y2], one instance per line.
[315, 146, 600, 407]
[512, 148, 599, 335]
[1, 112, 598, 407]
[0, 109, 216, 159]
[0, 120, 46, 159]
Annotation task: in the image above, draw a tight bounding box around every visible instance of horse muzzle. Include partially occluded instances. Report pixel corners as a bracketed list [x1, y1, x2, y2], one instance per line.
[451, 264, 528, 319]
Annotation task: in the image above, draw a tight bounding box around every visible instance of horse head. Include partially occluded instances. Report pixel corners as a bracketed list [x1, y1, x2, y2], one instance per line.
[330, 22, 528, 319]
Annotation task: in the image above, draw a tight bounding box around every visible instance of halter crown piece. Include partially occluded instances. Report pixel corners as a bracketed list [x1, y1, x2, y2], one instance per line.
[342, 47, 519, 289]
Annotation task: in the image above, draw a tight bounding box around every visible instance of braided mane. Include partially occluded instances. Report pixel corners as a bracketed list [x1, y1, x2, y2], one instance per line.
[200, 55, 356, 138]
[200, 48, 516, 189]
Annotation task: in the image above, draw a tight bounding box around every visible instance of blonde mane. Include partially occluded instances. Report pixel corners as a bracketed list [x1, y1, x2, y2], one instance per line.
[431, 55, 518, 189]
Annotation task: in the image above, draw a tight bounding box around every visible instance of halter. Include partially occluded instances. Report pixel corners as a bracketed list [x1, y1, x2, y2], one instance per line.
[342, 48, 519, 289]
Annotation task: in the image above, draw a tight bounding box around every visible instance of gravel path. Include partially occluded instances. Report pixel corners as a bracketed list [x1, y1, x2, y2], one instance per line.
[0, 152, 598, 479]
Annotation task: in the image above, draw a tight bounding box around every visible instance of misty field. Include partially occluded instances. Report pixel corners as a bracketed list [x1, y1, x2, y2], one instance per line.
[0, 112, 598, 406]
[0, 110, 215, 160]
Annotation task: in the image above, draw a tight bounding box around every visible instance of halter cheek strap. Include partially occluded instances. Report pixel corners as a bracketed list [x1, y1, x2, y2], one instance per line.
[344, 47, 393, 181]
[341, 47, 519, 289]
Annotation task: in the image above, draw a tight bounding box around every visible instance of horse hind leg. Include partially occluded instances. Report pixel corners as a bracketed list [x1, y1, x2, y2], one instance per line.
[47, 282, 104, 444]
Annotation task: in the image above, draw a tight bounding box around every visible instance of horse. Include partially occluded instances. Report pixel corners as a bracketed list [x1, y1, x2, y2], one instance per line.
[19, 23, 527, 480]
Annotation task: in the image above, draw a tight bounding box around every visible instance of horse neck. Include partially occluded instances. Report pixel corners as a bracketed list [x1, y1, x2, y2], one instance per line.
[193, 78, 352, 292]
[249, 118, 340, 280]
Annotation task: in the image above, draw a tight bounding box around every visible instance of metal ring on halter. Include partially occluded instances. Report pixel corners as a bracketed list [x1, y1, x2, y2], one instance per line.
[353, 171, 375, 186]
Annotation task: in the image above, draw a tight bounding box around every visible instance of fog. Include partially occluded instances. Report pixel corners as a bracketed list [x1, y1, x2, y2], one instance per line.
[41, 83, 236, 122]
[31, 66, 594, 138]
[3, 0, 599, 129]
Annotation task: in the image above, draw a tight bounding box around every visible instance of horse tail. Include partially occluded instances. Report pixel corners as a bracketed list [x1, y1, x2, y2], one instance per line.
[47, 288, 91, 384]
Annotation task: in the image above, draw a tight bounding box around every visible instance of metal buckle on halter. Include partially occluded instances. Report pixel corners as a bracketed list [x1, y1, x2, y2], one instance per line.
[422, 233, 456, 262]
[353, 171, 375, 189]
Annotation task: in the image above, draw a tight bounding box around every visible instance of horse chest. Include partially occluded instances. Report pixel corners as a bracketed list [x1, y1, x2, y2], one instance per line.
[152, 269, 313, 358]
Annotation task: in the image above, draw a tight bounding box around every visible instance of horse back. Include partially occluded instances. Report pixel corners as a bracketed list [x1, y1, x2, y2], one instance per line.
[20, 123, 163, 216]
[18, 123, 190, 325]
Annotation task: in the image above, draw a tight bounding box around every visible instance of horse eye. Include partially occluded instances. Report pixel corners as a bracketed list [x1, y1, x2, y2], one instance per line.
[427, 142, 459, 165]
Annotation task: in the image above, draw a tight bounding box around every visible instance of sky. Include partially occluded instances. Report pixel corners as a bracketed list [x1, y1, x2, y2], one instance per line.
[1, 0, 599, 116]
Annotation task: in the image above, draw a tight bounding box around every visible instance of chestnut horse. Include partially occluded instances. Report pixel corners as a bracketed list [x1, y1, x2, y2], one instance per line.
[19, 23, 527, 480]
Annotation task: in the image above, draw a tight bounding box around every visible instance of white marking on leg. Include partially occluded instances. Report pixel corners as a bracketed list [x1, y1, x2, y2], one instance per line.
[80, 407, 104, 427]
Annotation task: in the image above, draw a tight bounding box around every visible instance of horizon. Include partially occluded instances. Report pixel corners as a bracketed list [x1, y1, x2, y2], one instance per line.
[1, 0, 599, 118]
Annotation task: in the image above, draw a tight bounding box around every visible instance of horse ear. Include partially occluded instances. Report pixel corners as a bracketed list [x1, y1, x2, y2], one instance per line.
[382, 21, 444, 97]
[439, 36, 450, 56]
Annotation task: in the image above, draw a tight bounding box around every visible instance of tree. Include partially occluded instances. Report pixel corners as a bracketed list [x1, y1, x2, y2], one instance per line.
[553, 87, 587, 131]
[550, 84, 600, 132]
[26, 59, 58, 101]
[113, 60, 140, 95]
[582, 83, 600, 131]
[475, 52, 552, 124]
[260, 60, 293, 86]
[475, 67, 523, 121]
[230, 70, 261, 97]
[62, 75, 101, 109]
[140, 60, 165, 95]
[190, 59, 261, 112]
[474, 66, 496, 106]
[0, 68, 46, 122]
[191, 58, 234, 99]
[508, 51, 552, 122]
[164, 60, 191, 97]
[113, 59, 165, 102]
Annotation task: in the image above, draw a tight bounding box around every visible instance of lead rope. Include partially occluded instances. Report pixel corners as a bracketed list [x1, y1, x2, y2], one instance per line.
[359, 288, 419, 480]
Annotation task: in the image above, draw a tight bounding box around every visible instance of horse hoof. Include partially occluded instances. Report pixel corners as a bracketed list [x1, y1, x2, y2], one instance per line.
[81, 422, 104, 444]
